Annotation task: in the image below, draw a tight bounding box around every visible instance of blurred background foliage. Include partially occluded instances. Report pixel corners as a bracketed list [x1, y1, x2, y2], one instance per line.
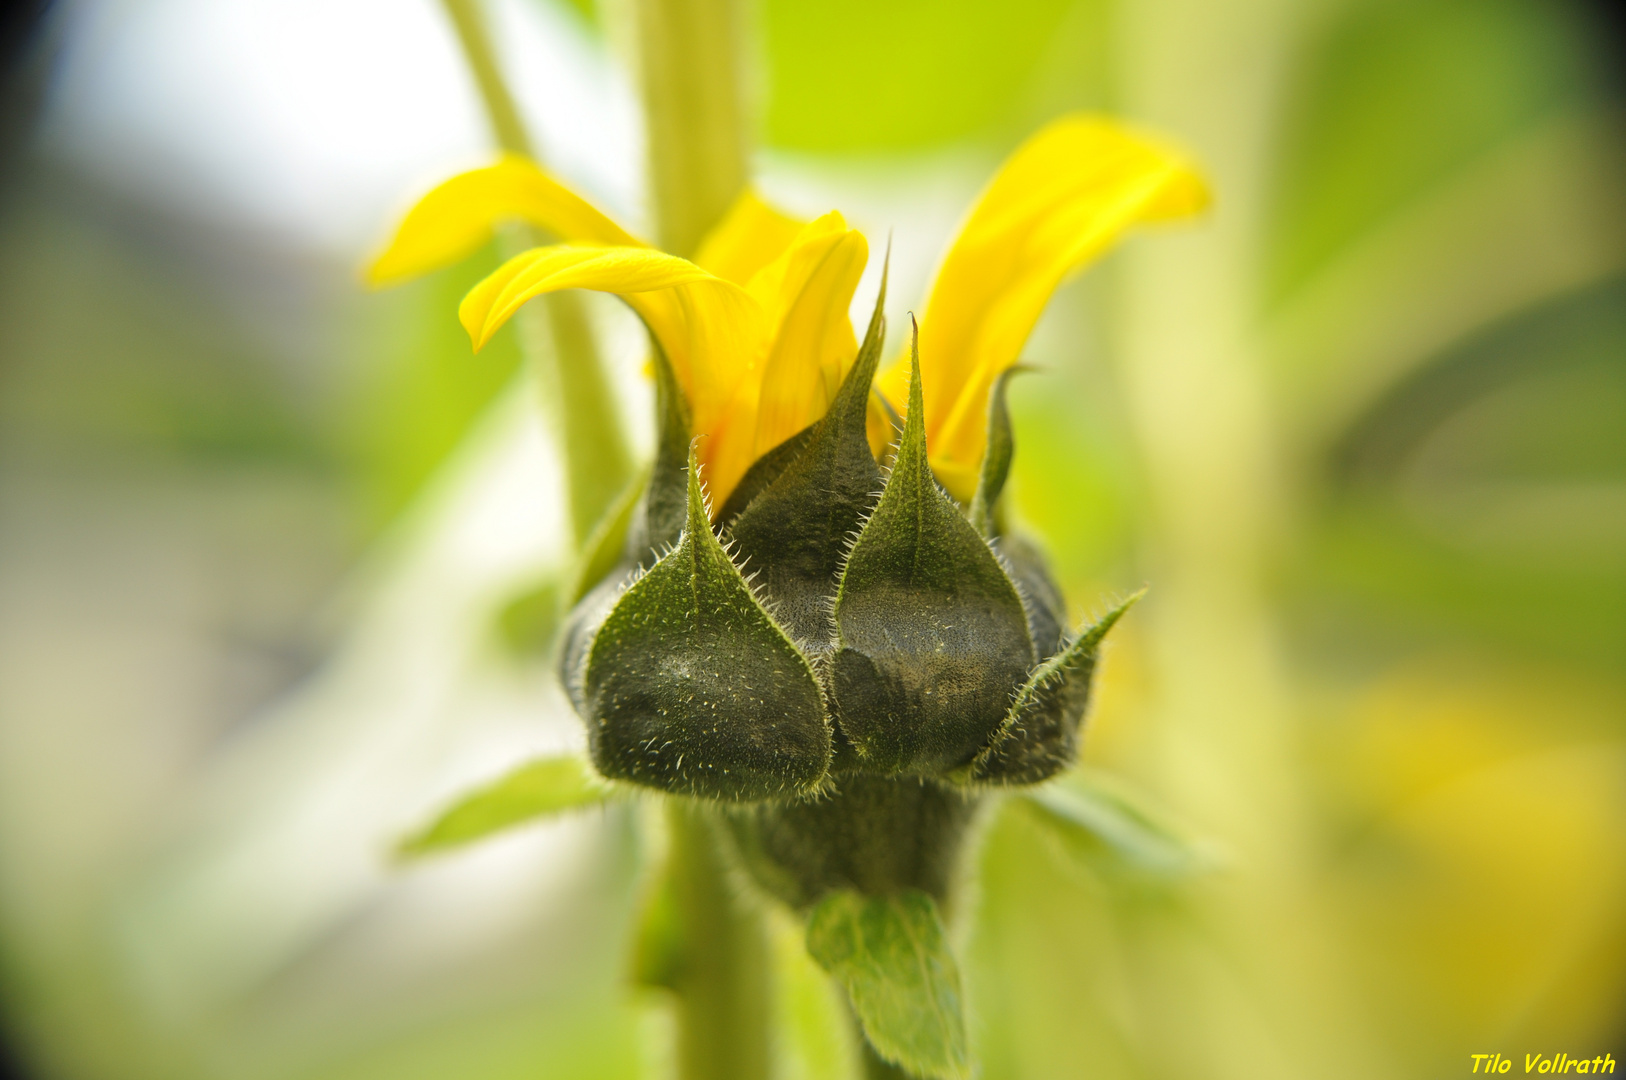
[0, 0, 1622, 1078]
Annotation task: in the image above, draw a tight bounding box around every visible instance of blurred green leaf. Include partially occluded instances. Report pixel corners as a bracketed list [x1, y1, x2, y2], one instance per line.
[398, 757, 609, 857]
[352, 240, 525, 528]
[805, 890, 968, 1080]
[1017, 770, 1210, 879]
[1266, 106, 1626, 447]
[1268, 0, 1603, 301]
[1332, 275, 1626, 489]
[761, 0, 1082, 151]
[497, 579, 564, 658]
[1298, 274, 1626, 671]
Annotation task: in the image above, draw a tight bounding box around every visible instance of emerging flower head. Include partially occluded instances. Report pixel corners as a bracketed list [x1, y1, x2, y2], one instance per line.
[370, 114, 1205, 810]
[369, 115, 1206, 509]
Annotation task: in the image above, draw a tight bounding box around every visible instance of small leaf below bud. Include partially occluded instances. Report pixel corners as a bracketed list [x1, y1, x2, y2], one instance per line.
[831, 325, 1035, 774]
[583, 447, 831, 800]
[1017, 769, 1213, 879]
[806, 889, 969, 1080]
[396, 756, 609, 857]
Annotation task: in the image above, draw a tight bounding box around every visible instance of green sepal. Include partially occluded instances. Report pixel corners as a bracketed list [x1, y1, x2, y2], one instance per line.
[994, 532, 1067, 661]
[715, 423, 818, 525]
[558, 346, 694, 717]
[961, 592, 1141, 786]
[395, 756, 609, 857]
[627, 342, 692, 565]
[806, 890, 970, 1080]
[831, 325, 1035, 774]
[1016, 768, 1211, 879]
[725, 258, 889, 646]
[968, 367, 1021, 537]
[582, 446, 832, 800]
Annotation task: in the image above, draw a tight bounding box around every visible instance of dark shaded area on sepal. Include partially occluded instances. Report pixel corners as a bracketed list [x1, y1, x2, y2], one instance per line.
[830, 324, 1036, 775]
[993, 532, 1067, 662]
[715, 423, 817, 526]
[581, 447, 832, 800]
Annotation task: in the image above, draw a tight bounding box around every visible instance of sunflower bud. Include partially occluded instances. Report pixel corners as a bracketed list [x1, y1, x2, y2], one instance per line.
[559, 284, 1133, 902]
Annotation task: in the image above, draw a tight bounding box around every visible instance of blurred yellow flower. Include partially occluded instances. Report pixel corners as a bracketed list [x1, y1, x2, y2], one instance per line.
[368, 114, 1207, 508]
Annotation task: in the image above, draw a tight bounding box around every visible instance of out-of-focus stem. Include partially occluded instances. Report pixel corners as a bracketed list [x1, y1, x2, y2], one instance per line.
[440, 0, 633, 547]
[665, 803, 772, 1080]
[625, 0, 765, 1076]
[440, 0, 533, 156]
[630, 0, 750, 257]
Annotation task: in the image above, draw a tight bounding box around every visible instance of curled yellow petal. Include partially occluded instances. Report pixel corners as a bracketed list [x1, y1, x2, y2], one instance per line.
[750, 216, 870, 461]
[459, 244, 771, 507]
[367, 153, 642, 286]
[694, 189, 807, 287]
[880, 114, 1208, 499]
[743, 211, 854, 322]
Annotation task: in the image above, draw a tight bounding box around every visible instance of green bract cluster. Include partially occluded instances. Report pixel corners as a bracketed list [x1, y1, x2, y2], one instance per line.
[560, 281, 1135, 907]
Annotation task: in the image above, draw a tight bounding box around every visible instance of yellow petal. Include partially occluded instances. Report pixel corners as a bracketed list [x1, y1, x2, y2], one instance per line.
[367, 153, 642, 286]
[693, 189, 807, 286]
[879, 114, 1208, 500]
[751, 223, 869, 460]
[459, 244, 771, 507]
[865, 393, 896, 462]
[743, 211, 853, 322]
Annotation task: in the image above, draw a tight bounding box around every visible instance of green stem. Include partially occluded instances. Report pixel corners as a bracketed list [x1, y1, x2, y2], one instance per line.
[439, 0, 533, 156]
[665, 803, 771, 1080]
[624, 0, 765, 1075]
[631, 0, 750, 257]
[439, 0, 633, 547]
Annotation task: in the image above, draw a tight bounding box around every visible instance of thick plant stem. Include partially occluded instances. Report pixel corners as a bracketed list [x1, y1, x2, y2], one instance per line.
[625, 0, 766, 1075]
[629, 0, 750, 256]
[512, 282, 634, 549]
[439, 0, 633, 547]
[665, 803, 771, 1080]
